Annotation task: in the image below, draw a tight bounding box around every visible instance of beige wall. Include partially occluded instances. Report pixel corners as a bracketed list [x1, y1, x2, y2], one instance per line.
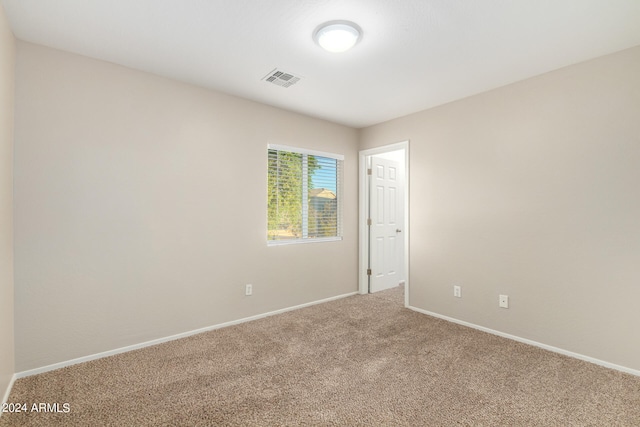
[360, 46, 640, 371]
[0, 3, 15, 398]
[14, 42, 359, 371]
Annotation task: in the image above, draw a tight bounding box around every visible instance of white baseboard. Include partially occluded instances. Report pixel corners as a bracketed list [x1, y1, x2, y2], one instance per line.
[16, 291, 358, 379]
[1, 374, 17, 414]
[408, 305, 640, 378]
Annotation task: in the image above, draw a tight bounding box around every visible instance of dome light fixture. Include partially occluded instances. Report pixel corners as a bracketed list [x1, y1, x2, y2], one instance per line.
[314, 21, 362, 53]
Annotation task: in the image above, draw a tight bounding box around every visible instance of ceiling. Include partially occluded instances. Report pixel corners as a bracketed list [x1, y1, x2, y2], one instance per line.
[3, 0, 640, 128]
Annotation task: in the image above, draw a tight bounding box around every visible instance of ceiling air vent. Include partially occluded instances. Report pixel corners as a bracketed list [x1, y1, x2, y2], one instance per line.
[262, 68, 301, 88]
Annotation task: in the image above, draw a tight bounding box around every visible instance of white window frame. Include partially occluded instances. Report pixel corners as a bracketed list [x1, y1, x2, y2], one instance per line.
[267, 144, 344, 246]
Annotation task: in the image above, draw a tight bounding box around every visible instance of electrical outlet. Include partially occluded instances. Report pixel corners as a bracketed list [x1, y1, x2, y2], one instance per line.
[499, 294, 509, 308]
[453, 285, 461, 298]
[245, 284, 253, 296]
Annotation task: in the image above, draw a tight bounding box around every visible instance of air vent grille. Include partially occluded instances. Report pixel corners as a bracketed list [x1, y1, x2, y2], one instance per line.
[262, 68, 301, 88]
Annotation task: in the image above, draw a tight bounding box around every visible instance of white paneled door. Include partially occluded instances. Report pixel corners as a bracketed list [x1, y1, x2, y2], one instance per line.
[369, 156, 404, 293]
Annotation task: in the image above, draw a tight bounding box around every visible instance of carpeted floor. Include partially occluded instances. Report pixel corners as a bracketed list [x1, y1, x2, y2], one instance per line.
[2, 285, 640, 426]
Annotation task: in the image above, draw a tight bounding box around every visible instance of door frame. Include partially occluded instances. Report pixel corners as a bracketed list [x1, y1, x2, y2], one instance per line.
[358, 140, 410, 307]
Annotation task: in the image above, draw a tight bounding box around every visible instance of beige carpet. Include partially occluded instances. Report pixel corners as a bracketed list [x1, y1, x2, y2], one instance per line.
[2, 286, 639, 426]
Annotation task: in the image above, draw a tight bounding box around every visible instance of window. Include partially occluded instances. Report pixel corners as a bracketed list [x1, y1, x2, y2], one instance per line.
[267, 144, 343, 244]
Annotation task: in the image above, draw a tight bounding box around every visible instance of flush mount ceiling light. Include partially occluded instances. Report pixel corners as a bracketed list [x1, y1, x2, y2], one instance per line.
[313, 21, 362, 53]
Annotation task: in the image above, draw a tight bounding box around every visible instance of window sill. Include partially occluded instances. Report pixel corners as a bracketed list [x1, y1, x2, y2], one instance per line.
[267, 237, 343, 246]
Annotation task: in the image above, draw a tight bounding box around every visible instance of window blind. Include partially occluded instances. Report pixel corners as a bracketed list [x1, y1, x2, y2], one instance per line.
[267, 145, 343, 244]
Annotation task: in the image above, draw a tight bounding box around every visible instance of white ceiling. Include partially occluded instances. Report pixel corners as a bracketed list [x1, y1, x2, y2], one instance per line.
[3, 0, 640, 128]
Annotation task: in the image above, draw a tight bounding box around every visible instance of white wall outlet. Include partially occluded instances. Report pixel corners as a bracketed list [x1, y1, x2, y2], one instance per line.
[453, 285, 461, 298]
[499, 294, 509, 308]
[245, 284, 253, 296]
